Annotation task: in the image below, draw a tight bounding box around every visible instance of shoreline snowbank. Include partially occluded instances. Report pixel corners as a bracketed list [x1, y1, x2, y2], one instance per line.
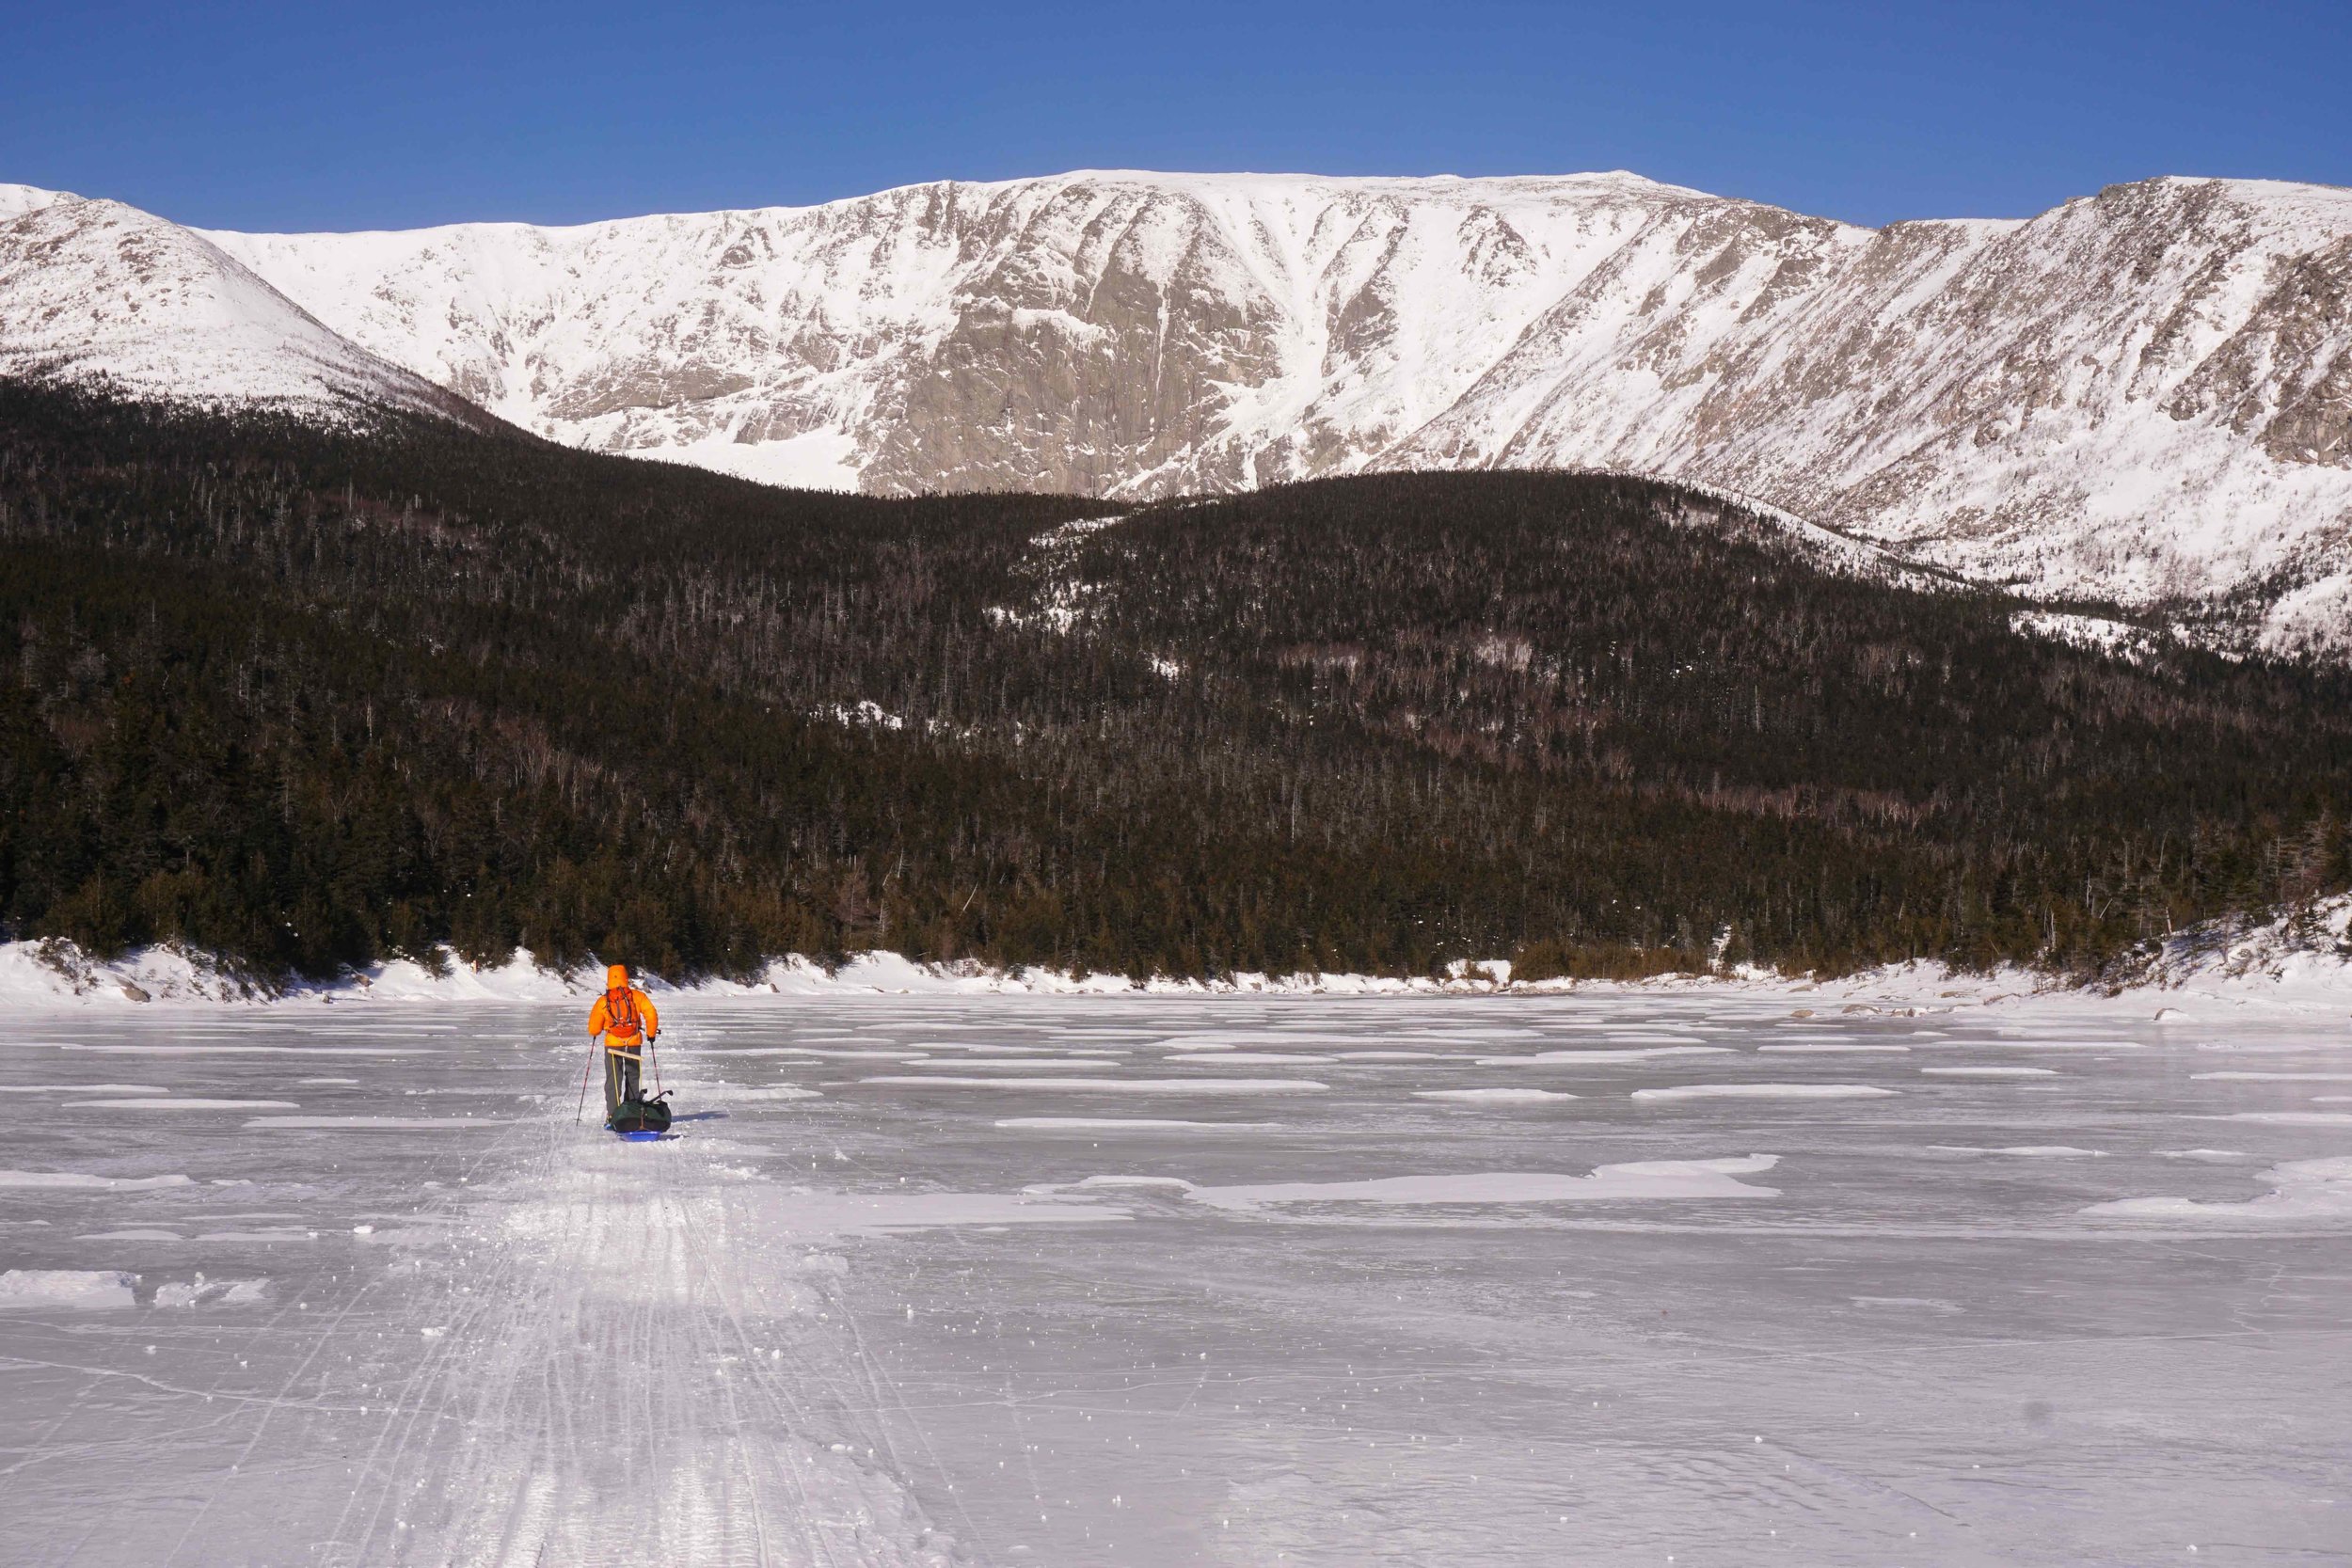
[5, 896, 2346, 1018]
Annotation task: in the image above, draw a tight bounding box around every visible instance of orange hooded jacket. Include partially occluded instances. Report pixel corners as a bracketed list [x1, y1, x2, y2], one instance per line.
[587, 964, 659, 1048]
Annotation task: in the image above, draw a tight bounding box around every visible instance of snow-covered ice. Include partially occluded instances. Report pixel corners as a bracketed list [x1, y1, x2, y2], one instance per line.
[1412, 1086, 1579, 1103]
[61, 1097, 301, 1110]
[2086, 1156, 2352, 1222]
[1176, 1158, 1785, 1211]
[991, 1117, 1279, 1132]
[1931, 1145, 2109, 1160]
[2222, 1110, 2352, 1127]
[1918, 1066, 2061, 1079]
[855, 1074, 1331, 1094]
[241, 1115, 522, 1130]
[1630, 1083, 1899, 1101]
[3, 992, 2347, 1564]
[1482, 1045, 1731, 1064]
[0, 1169, 193, 1192]
[0, 1269, 139, 1310]
[2195, 1070, 2352, 1082]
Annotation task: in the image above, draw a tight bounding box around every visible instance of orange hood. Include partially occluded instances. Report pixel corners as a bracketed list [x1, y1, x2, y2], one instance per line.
[606, 964, 629, 990]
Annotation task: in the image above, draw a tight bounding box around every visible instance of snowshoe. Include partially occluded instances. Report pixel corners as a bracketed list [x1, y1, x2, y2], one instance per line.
[610, 1092, 673, 1140]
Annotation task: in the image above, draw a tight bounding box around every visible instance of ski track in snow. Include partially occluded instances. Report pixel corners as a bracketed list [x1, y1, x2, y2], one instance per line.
[5, 1053, 977, 1565]
[299, 1101, 972, 1566]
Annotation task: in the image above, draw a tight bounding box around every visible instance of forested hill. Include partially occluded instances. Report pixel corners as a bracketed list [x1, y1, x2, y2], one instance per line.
[3, 379, 2346, 985]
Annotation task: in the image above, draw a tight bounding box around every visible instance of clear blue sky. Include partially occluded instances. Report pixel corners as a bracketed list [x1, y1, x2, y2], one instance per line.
[6, 0, 2347, 232]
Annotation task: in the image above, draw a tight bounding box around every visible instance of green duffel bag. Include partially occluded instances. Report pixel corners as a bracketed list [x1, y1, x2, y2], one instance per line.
[611, 1093, 673, 1137]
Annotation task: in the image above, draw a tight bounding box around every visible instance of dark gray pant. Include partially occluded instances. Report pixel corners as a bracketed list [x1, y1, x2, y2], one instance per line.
[603, 1045, 641, 1121]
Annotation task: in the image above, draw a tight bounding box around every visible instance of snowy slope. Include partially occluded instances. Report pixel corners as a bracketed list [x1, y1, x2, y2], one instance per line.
[199, 171, 1697, 496]
[196, 170, 2352, 653]
[5, 170, 2348, 650]
[1387, 177, 2352, 656]
[0, 185, 485, 425]
[0, 183, 64, 222]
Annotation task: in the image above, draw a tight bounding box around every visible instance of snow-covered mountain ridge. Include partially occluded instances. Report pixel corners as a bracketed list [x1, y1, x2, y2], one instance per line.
[0, 186, 485, 428]
[4, 170, 2348, 653]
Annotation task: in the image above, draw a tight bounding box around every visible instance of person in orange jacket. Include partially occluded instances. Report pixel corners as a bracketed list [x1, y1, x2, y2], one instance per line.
[587, 962, 660, 1124]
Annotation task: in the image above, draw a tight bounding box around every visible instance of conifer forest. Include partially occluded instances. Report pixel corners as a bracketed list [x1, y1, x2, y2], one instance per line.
[3, 381, 2346, 984]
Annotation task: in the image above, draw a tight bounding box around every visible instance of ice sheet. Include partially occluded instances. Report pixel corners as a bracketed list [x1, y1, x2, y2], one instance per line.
[2193, 1070, 2352, 1082]
[1165, 1052, 1337, 1064]
[1183, 1158, 1784, 1210]
[992, 1117, 1279, 1131]
[1413, 1087, 1579, 1102]
[2219, 1110, 2352, 1125]
[1931, 1145, 2107, 1159]
[2, 993, 2345, 1566]
[2086, 1156, 2352, 1220]
[1918, 1066, 2060, 1078]
[882, 1056, 1088, 1069]
[1480, 1046, 1730, 1064]
[855, 1075, 1329, 1093]
[52, 1043, 436, 1055]
[1632, 1083, 1899, 1101]
[64, 1097, 302, 1109]
[686, 1085, 822, 1101]
[18, 1083, 169, 1093]
[0, 1169, 192, 1191]
[242, 1116, 519, 1129]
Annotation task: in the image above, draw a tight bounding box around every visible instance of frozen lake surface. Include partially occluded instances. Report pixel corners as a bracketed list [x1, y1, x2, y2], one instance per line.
[3, 994, 2348, 1565]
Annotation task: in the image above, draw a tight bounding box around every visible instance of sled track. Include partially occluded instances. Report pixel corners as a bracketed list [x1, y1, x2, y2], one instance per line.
[306, 1065, 972, 1568]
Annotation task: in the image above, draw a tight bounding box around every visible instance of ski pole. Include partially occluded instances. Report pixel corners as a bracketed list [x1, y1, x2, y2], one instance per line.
[576, 1035, 599, 1123]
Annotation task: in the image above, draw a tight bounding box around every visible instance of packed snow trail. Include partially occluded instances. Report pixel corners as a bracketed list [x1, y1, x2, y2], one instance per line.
[306, 1081, 969, 1566]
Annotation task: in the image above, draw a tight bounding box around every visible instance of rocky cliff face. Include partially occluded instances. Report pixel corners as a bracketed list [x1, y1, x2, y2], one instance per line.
[186, 173, 1692, 498]
[4, 171, 2347, 653]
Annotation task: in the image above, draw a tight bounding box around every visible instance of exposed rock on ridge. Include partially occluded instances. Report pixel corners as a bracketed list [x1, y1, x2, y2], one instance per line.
[1, 170, 2346, 654]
